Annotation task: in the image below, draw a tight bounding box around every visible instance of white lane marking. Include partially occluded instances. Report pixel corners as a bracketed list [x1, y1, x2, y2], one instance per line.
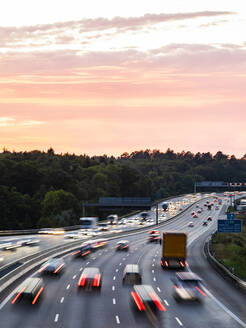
[116, 315, 120, 324]
[99, 253, 102, 256]
[112, 286, 115, 291]
[60, 297, 64, 303]
[73, 275, 77, 279]
[113, 298, 116, 304]
[66, 284, 70, 290]
[152, 264, 155, 267]
[157, 287, 161, 292]
[123, 258, 126, 260]
[119, 263, 122, 266]
[153, 277, 156, 282]
[113, 276, 116, 280]
[86, 262, 90, 265]
[175, 317, 183, 326]
[54, 314, 59, 323]
[116, 269, 119, 272]
[153, 258, 156, 262]
[80, 267, 83, 271]
[164, 299, 169, 306]
[152, 270, 154, 273]
[126, 254, 129, 257]
[92, 257, 96, 260]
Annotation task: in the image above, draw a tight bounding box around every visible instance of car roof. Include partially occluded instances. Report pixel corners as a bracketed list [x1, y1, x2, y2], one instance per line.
[176, 272, 201, 281]
[20, 277, 43, 294]
[133, 285, 155, 301]
[117, 240, 129, 244]
[82, 267, 100, 277]
[124, 264, 140, 273]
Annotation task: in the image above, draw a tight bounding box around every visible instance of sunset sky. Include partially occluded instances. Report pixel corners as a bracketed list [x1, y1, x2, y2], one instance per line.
[1, 1, 246, 157]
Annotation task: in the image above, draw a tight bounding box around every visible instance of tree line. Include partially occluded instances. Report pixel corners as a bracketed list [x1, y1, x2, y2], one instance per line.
[1, 147, 246, 229]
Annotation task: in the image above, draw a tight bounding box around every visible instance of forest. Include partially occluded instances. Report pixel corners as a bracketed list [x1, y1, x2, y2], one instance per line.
[1, 148, 246, 230]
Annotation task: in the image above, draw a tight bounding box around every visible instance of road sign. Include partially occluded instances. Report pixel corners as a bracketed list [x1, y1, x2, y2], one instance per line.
[227, 213, 235, 220]
[218, 219, 242, 233]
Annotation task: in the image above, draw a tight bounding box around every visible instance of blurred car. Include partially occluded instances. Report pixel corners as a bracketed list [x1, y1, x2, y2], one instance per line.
[148, 232, 160, 242]
[71, 243, 92, 257]
[39, 258, 65, 275]
[115, 240, 129, 251]
[118, 219, 127, 225]
[188, 222, 194, 227]
[97, 223, 109, 231]
[215, 205, 219, 210]
[148, 230, 159, 235]
[197, 209, 202, 214]
[11, 277, 45, 305]
[131, 285, 166, 312]
[123, 264, 142, 285]
[202, 221, 208, 226]
[192, 213, 198, 218]
[78, 267, 102, 290]
[191, 211, 195, 215]
[207, 217, 212, 221]
[64, 232, 81, 239]
[172, 272, 205, 302]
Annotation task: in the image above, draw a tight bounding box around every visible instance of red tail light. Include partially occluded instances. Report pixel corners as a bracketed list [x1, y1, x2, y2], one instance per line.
[195, 286, 206, 296]
[71, 250, 80, 256]
[164, 261, 168, 267]
[11, 287, 26, 304]
[81, 250, 90, 257]
[38, 263, 49, 273]
[131, 291, 146, 311]
[53, 263, 64, 274]
[149, 293, 166, 311]
[93, 274, 101, 287]
[78, 274, 87, 286]
[32, 287, 44, 305]
[180, 261, 184, 267]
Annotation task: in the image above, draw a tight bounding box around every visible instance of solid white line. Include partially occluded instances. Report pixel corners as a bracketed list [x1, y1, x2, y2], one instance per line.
[164, 299, 169, 306]
[113, 298, 116, 304]
[157, 287, 161, 292]
[175, 317, 183, 326]
[54, 314, 59, 322]
[60, 297, 64, 303]
[112, 286, 115, 291]
[73, 275, 76, 279]
[116, 315, 120, 324]
[66, 284, 70, 290]
[113, 276, 116, 280]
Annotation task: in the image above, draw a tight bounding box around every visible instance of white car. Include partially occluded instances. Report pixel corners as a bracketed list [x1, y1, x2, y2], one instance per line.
[188, 222, 194, 227]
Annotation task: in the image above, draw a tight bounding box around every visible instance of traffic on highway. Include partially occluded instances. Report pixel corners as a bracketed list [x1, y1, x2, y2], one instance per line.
[0, 194, 245, 328]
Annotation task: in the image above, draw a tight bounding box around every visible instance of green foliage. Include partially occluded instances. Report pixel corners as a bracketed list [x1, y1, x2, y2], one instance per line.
[0, 148, 246, 229]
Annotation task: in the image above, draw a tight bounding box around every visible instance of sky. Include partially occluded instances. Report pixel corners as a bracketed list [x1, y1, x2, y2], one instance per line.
[1, 1, 246, 157]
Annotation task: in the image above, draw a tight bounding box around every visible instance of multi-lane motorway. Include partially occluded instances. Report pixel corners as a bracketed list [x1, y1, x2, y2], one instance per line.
[0, 195, 245, 328]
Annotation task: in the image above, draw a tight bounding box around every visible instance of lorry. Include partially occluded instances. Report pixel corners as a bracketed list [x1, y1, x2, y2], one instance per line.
[161, 232, 187, 269]
[79, 217, 98, 230]
[107, 214, 118, 225]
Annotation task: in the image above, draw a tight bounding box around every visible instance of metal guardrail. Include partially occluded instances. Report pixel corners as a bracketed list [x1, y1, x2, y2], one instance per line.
[204, 236, 246, 293]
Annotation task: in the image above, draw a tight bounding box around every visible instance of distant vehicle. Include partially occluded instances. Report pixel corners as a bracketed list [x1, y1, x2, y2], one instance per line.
[188, 222, 194, 227]
[11, 277, 45, 305]
[71, 243, 92, 257]
[202, 221, 208, 226]
[115, 240, 129, 251]
[118, 218, 127, 225]
[162, 202, 169, 211]
[148, 231, 160, 242]
[218, 199, 222, 205]
[39, 258, 65, 275]
[172, 272, 205, 302]
[64, 232, 81, 239]
[107, 214, 118, 225]
[161, 232, 186, 269]
[80, 217, 98, 230]
[78, 267, 102, 290]
[38, 228, 64, 235]
[140, 212, 149, 220]
[207, 217, 212, 221]
[197, 209, 202, 214]
[193, 213, 198, 218]
[97, 223, 109, 231]
[123, 264, 142, 285]
[207, 204, 212, 210]
[131, 285, 166, 312]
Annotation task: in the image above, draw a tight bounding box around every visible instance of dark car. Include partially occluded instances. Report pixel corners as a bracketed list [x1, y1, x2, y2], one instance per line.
[172, 272, 205, 302]
[207, 217, 212, 221]
[71, 244, 92, 257]
[131, 285, 166, 312]
[202, 221, 208, 226]
[78, 267, 102, 291]
[123, 264, 142, 285]
[115, 240, 129, 251]
[39, 258, 65, 275]
[11, 277, 45, 305]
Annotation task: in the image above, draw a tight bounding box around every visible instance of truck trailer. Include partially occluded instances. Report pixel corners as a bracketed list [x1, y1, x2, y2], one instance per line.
[161, 232, 187, 269]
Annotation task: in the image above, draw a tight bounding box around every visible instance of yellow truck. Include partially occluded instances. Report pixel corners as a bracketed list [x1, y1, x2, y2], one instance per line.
[161, 232, 187, 269]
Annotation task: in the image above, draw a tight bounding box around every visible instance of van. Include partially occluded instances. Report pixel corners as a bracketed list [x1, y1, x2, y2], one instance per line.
[122, 264, 142, 285]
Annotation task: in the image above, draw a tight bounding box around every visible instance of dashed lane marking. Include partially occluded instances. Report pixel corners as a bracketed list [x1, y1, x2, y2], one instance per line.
[116, 315, 120, 324]
[175, 317, 183, 326]
[164, 299, 169, 306]
[60, 297, 64, 303]
[113, 298, 116, 304]
[54, 314, 59, 323]
[73, 275, 76, 279]
[66, 284, 70, 290]
[112, 286, 115, 291]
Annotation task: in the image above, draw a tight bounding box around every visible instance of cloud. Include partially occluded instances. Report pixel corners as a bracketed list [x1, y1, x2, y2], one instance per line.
[0, 11, 235, 48]
[0, 116, 44, 127]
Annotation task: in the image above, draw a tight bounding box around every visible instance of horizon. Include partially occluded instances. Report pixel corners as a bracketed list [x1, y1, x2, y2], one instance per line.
[1, 1, 246, 157]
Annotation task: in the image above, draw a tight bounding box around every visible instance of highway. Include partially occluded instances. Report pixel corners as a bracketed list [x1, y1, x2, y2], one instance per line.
[1, 195, 245, 328]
